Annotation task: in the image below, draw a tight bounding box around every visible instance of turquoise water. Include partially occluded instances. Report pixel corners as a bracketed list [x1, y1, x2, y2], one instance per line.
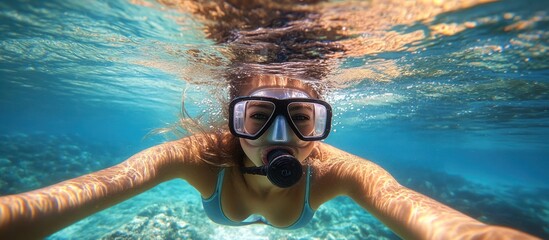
[1, 0, 548, 239]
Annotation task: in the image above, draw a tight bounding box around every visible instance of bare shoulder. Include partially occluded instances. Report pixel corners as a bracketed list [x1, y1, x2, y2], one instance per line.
[310, 142, 392, 180]
[159, 133, 236, 197]
[308, 142, 398, 208]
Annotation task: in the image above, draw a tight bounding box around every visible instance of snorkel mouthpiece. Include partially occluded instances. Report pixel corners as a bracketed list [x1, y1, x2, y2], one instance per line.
[241, 149, 303, 188]
[266, 149, 303, 188]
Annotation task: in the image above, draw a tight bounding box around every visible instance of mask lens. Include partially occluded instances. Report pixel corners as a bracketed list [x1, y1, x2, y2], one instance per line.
[288, 102, 328, 139]
[233, 100, 275, 137]
[230, 97, 331, 141]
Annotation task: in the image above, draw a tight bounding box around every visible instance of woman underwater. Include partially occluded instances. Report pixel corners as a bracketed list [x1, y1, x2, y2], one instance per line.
[0, 0, 540, 239]
[0, 74, 538, 239]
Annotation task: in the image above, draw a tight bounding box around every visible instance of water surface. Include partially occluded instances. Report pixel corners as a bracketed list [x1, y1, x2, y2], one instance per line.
[0, 0, 548, 239]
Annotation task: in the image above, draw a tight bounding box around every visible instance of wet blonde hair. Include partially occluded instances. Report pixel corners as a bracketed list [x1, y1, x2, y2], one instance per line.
[228, 74, 322, 100]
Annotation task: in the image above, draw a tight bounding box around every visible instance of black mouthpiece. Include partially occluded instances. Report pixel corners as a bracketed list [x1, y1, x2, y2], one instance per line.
[241, 149, 303, 188]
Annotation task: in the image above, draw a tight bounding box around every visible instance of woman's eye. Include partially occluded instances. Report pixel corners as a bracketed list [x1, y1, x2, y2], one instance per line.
[250, 113, 270, 120]
[291, 114, 310, 121]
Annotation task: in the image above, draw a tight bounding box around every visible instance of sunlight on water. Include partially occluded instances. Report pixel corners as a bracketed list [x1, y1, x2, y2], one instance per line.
[1, 0, 548, 239]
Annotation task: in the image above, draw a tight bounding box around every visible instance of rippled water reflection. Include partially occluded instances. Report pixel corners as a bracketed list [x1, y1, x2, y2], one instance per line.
[0, 0, 548, 238]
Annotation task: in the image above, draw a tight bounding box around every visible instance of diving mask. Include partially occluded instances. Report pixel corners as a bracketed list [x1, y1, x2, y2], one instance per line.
[229, 88, 332, 141]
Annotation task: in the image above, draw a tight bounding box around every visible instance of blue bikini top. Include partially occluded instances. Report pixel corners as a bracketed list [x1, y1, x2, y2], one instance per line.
[201, 166, 315, 229]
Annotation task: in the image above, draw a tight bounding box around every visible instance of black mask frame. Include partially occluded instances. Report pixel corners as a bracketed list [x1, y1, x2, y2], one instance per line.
[229, 96, 332, 141]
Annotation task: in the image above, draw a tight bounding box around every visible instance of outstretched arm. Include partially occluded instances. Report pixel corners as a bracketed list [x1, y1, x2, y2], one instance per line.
[318, 143, 539, 240]
[0, 137, 208, 239]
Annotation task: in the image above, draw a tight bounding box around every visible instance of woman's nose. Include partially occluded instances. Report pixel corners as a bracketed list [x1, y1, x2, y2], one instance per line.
[266, 115, 291, 143]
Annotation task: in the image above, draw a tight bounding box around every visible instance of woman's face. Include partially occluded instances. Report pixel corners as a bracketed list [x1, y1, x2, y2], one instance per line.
[238, 87, 317, 167]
